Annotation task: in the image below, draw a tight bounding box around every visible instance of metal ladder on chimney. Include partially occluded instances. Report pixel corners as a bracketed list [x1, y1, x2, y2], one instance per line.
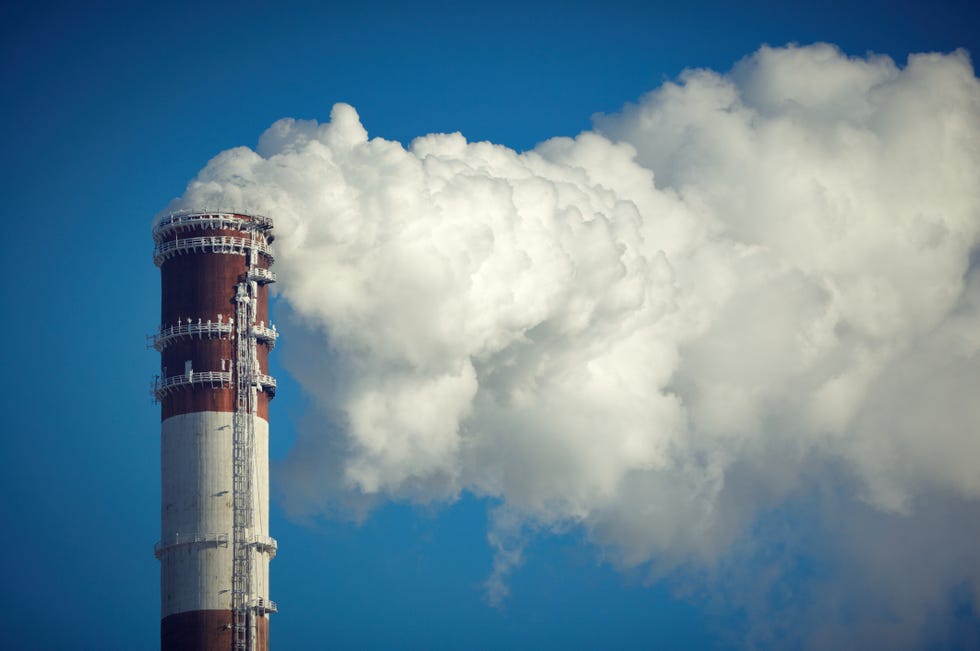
[232, 241, 259, 651]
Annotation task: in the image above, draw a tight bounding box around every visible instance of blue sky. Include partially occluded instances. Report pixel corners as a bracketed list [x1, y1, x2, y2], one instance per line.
[2, 1, 979, 649]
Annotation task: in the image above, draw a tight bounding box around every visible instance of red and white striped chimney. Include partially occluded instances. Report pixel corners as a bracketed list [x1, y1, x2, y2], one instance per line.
[152, 210, 278, 650]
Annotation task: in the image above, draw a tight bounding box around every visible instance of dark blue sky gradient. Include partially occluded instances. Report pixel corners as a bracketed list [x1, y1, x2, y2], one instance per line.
[1, 1, 977, 648]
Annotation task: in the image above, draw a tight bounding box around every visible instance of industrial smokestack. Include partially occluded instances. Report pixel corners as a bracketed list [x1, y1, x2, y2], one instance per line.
[151, 211, 278, 650]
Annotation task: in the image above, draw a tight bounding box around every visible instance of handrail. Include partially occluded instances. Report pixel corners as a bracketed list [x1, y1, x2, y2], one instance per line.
[153, 370, 232, 400]
[251, 323, 278, 348]
[250, 534, 278, 557]
[247, 267, 277, 284]
[253, 373, 277, 394]
[152, 532, 276, 559]
[153, 210, 273, 242]
[152, 320, 234, 351]
[153, 235, 274, 266]
[154, 532, 229, 559]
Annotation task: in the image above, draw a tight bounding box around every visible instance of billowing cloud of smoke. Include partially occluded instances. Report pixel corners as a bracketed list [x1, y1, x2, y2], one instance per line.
[170, 44, 980, 647]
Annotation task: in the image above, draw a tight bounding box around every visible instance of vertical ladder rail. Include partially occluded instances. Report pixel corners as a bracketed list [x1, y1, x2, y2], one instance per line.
[232, 235, 260, 651]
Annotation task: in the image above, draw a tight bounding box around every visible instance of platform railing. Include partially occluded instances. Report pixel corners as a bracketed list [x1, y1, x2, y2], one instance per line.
[247, 267, 277, 284]
[154, 532, 229, 559]
[151, 319, 234, 350]
[251, 323, 279, 348]
[153, 210, 273, 242]
[153, 235, 274, 266]
[253, 373, 277, 394]
[153, 370, 233, 400]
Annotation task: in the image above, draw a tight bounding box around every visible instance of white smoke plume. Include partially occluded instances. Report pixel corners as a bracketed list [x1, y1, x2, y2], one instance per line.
[169, 44, 980, 646]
